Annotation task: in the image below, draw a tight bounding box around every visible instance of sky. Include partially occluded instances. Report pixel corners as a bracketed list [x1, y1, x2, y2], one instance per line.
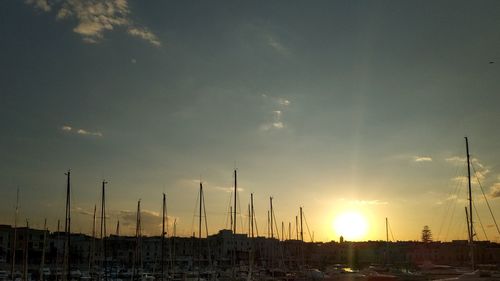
[1, 0, 500, 242]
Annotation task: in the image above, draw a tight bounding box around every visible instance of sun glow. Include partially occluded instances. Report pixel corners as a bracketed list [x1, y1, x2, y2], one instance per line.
[333, 211, 368, 241]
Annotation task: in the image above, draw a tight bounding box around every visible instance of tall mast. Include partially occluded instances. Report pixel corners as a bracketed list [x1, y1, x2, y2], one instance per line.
[161, 193, 166, 281]
[100, 180, 108, 281]
[270, 197, 274, 239]
[465, 207, 471, 242]
[267, 211, 270, 238]
[11, 187, 19, 281]
[281, 222, 284, 241]
[232, 170, 237, 280]
[172, 218, 176, 278]
[133, 200, 142, 281]
[289, 222, 291, 241]
[64, 170, 71, 281]
[248, 204, 251, 236]
[233, 169, 237, 234]
[249, 194, 254, 280]
[89, 205, 96, 275]
[300, 207, 304, 242]
[55, 220, 60, 281]
[199, 183, 203, 281]
[230, 206, 233, 232]
[40, 218, 47, 281]
[250, 193, 254, 238]
[386, 217, 389, 242]
[23, 220, 28, 281]
[465, 137, 474, 270]
[385, 217, 389, 265]
[295, 216, 298, 240]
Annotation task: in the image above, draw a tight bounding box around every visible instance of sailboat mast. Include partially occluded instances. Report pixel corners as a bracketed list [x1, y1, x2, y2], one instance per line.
[100, 180, 108, 281]
[465, 137, 475, 270]
[11, 187, 19, 281]
[233, 169, 237, 234]
[162, 193, 166, 281]
[40, 218, 47, 281]
[55, 220, 60, 281]
[23, 220, 28, 281]
[465, 207, 471, 242]
[295, 216, 298, 240]
[230, 206, 233, 232]
[132, 200, 142, 281]
[232, 170, 237, 280]
[89, 205, 96, 275]
[300, 207, 303, 242]
[270, 197, 274, 239]
[248, 204, 251, 236]
[288, 222, 291, 241]
[281, 222, 284, 242]
[199, 182, 203, 280]
[386, 218, 389, 242]
[64, 170, 71, 281]
[172, 218, 176, 277]
[250, 193, 254, 238]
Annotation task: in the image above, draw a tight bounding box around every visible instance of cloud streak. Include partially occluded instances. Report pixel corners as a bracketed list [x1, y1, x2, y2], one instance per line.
[414, 156, 432, 162]
[213, 186, 244, 193]
[119, 209, 177, 236]
[446, 155, 490, 181]
[349, 199, 389, 206]
[25, 0, 161, 46]
[490, 183, 500, 198]
[260, 94, 290, 131]
[61, 125, 103, 137]
[127, 26, 161, 47]
[266, 34, 290, 55]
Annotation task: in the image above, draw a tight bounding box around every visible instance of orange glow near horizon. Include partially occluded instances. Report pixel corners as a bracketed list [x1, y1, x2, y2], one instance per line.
[333, 211, 369, 241]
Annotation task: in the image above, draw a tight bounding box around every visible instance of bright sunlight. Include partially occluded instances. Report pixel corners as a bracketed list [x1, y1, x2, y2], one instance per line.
[333, 212, 368, 241]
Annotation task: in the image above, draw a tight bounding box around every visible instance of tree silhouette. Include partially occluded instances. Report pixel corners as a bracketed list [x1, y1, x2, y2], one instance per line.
[421, 225, 433, 243]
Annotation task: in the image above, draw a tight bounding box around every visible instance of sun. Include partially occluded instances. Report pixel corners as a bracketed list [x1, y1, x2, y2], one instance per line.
[333, 211, 368, 241]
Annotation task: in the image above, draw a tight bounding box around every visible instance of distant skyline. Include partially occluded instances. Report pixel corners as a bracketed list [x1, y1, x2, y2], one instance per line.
[1, 0, 500, 242]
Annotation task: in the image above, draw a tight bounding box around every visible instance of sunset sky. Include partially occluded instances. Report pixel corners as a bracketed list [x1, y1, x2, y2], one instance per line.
[1, 0, 500, 242]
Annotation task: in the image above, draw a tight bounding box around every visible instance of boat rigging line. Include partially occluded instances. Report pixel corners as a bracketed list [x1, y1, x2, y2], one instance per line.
[471, 162, 500, 235]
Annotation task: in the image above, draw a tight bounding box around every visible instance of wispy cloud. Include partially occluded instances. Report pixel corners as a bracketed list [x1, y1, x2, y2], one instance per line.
[349, 199, 389, 206]
[74, 206, 95, 216]
[77, 129, 103, 137]
[266, 34, 290, 55]
[414, 156, 432, 162]
[213, 186, 244, 193]
[490, 183, 500, 198]
[260, 111, 285, 131]
[61, 124, 103, 137]
[127, 26, 161, 47]
[260, 94, 290, 131]
[61, 125, 72, 131]
[175, 178, 203, 189]
[24, 0, 161, 46]
[445, 156, 466, 165]
[119, 208, 177, 236]
[446, 156, 490, 181]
